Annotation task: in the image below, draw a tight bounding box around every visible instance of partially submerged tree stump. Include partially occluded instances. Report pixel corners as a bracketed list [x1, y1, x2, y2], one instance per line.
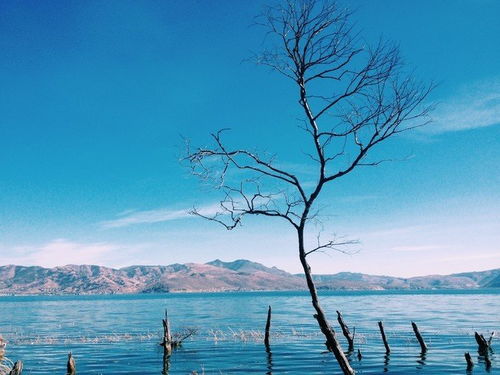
[160, 309, 196, 353]
[411, 322, 427, 353]
[264, 305, 271, 349]
[378, 321, 390, 354]
[66, 352, 76, 375]
[464, 352, 474, 370]
[161, 309, 173, 355]
[159, 309, 196, 374]
[474, 331, 493, 370]
[337, 311, 354, 351]
[8, 361, 23, 375]
[474, 332, 490, 352]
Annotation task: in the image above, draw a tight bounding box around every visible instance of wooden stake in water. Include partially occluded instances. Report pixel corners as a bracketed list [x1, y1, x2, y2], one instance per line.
[411, 322, 427, 353]
[264, 305, 272, 349]
[378, 321, 391, 354]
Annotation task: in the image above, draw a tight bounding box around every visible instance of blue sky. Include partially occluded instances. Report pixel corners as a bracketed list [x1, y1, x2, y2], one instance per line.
[0, 0, 499, 277]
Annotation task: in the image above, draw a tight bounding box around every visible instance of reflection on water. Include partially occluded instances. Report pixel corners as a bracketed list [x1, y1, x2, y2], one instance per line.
[383, 353, 390, 372]
[162, 349, 170, 375]
[0, 290, 498, 374]
[265, 347, 273, 375]
[416, 352, 426, 370]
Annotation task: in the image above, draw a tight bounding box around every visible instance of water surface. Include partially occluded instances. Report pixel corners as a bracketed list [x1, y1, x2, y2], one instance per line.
[0, 290, 498, 374]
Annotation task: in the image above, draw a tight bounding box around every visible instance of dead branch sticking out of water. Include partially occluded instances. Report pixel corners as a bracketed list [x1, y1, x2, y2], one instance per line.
[160, 309, 197, 374]
[264, 306, 271, 349]
[474, 331, 494, 371]
[378, 321, 391, 354]
[474, 331, 493, 352]
[160, 310, 196, 352]
[336, 311, 354, 351]
[411, 322, 427, 353]
[488, 331, 495, 345]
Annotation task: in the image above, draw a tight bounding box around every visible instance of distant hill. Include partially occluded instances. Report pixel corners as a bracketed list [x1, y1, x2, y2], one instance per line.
[0, 260, 304, 295]
[304, 268, 500, 290]
[0, 260, 498, 295]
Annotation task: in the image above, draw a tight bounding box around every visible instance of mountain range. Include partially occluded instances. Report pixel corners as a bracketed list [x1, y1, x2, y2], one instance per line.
[0, 259, 498, 295]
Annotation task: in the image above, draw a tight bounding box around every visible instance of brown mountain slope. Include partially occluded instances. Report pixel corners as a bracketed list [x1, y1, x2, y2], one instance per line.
[0, 261, 305, 295]
[0, 260, 498, 295]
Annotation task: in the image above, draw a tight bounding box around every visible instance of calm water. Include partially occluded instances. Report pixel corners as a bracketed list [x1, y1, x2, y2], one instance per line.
[0, 290, 498, 374]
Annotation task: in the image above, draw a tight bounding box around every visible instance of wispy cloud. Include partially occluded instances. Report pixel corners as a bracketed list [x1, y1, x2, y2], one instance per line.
[364, 225, 427, 238]
[1, 239, 124, 267]
[391, 245, 447, 252]
[428, 79, 500, 133]
[100, 203, 221, 228]
[439, 253, 500, 262]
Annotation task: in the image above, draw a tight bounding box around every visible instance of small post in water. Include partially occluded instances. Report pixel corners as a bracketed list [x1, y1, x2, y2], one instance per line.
[264, 305, 272, 349]
[411, 322, 427, 353]
[378, 321, 391, 354]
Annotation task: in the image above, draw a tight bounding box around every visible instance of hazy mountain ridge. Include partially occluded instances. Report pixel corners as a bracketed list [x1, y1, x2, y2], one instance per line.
[0, 260, 498, 295]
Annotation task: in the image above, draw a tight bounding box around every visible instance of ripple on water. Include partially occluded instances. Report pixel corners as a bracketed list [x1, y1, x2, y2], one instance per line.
[0, 290, 498, 374]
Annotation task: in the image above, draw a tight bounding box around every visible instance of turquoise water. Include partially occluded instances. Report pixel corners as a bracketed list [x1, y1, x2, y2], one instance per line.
[0, 290, 498, 374]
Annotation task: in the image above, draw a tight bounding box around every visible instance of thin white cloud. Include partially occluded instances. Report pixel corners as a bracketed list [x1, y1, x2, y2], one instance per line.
[391, 245, 447, 252]
[0, 239, 122, 267]
[428, 78, 500, 133]
[439, 253, 500, 262]
[99, 203, 221, 229]
[364, 225, 427, 238]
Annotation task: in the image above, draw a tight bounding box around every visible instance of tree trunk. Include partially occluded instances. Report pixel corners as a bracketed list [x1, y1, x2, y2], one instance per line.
[298, 229, 355, 375]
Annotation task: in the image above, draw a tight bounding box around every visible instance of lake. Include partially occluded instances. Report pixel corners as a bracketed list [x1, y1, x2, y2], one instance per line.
[0, 290, 498, 374]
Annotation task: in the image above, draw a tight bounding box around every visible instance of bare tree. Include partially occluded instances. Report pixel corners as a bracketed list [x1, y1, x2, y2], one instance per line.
[185, 1, 433, 373]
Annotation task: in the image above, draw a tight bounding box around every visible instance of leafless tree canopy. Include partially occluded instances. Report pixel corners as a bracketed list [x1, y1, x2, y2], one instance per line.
[185, 2, 433, 373]
[185, 0, 433, 256]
